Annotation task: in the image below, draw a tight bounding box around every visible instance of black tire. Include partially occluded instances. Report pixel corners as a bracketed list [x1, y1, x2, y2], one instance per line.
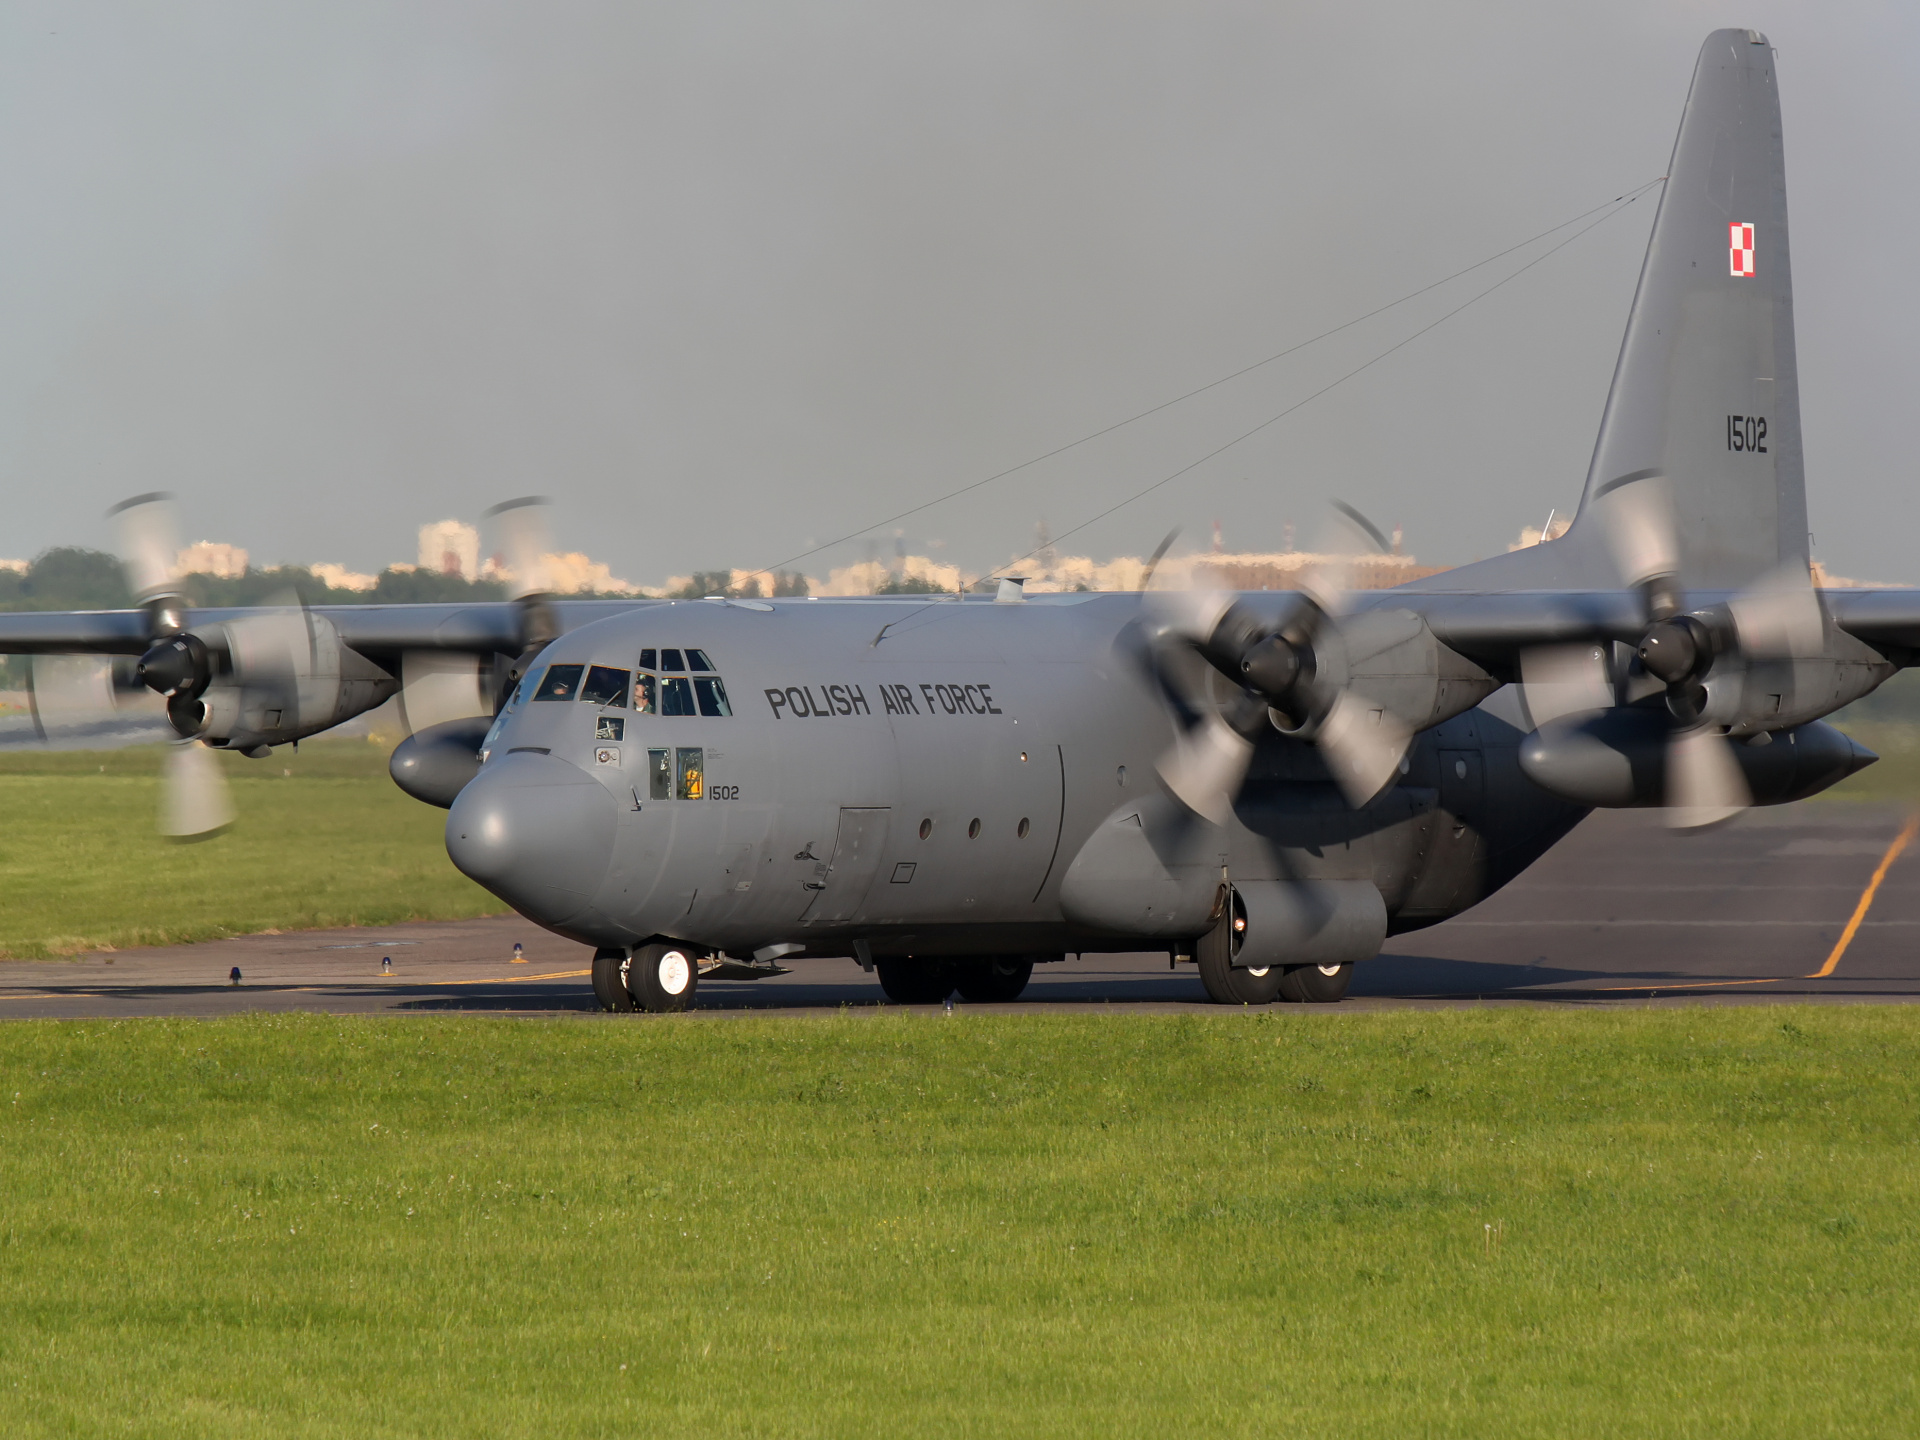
[592, 948, 636, 1012]
[626, 942, 699, 1013]
[1277, 962, 1353, 1004]
[875, 959, 956, 1005]
[953, 957, 1033, 1003]
[1195, 893, 1283, 1005]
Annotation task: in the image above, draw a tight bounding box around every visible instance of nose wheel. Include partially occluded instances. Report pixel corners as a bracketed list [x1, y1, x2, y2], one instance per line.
[594, 943, 699, 1013]
[591, 948, 636, 1012]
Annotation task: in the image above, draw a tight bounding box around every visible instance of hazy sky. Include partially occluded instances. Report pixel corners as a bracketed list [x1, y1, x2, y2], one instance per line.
[2, 1, 1915, 585]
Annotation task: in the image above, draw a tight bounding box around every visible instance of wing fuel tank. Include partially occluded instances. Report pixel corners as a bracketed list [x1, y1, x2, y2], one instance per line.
[1519, 711, 1874, 808]
[389, 716, 491, 808]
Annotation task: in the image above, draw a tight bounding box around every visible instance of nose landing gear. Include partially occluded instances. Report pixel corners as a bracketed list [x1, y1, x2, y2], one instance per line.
[593, 943, 700, 1013]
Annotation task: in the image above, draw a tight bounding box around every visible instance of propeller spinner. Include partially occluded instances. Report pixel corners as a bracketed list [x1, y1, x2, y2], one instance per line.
[105, 493, 235, 838]
[1593, 472, 1828, 828]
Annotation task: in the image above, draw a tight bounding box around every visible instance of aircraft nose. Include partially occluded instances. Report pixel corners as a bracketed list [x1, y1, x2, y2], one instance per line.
[445, 751, 616, 925]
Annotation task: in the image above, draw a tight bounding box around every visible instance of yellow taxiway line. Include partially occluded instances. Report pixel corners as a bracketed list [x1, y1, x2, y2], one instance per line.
[1594, 812, 1919, 994]
[434, 968, 591, 986]
[1806, 813, 1919, 979]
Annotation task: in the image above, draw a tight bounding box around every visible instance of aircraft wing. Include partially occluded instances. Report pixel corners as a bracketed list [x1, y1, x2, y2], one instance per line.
[1347, 588, 1920, 670]
[0, 609, 154, 655]
[0, 598, 663, 661]
[1825, 590, 1920, 655]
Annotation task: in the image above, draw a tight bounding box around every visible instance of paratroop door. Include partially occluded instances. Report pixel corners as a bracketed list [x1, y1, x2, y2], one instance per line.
[802, 808, 892, 923]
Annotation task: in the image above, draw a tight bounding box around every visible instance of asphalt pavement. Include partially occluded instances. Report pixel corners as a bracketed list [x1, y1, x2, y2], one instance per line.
[3, 802, 1915, 1019]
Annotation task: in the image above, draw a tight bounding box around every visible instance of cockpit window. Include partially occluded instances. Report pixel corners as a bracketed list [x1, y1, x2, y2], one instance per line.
[581, 666, 631, 708]
[693, 677, 732, 716]
[686, 649, 715, 673]
[660, 649, 686, 672]
[532, 664, 583, 701]
[634, 674, 656, 714]
[660, 676, 696, 716]
[638, 648, 657, 670]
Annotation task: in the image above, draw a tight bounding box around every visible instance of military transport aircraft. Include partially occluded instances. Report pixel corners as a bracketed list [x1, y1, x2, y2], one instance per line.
[3, 30, 1913, 1011]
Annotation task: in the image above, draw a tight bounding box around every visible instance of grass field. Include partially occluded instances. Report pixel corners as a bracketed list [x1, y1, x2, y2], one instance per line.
[0, 742, 504, 959]
[2, 1009, 1916, 1437]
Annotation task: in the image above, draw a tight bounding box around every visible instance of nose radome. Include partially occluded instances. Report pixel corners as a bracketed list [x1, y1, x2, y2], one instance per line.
[446, 751, 616, 926]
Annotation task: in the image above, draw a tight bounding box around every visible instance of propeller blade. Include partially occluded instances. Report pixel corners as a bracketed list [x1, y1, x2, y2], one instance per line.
[225, 602, 316, 683]
[160, 739, 234, 839]
[108, 492, 182, 600]
[28, 655, 118, 742]
[483, 497, 555, 600]
[1666, 726, 1750, 830]
[1302, 499, 1387, 616]
[399, 650, 491, 736]
[1143, 584, 1234, 644]
[1155, 714, 1254, 826]
[1315, 689, 1411, 808]
[1728, 564, 1825, 658]
[1518, 644, 1614, 728]
[1594, 472, 1680, 593]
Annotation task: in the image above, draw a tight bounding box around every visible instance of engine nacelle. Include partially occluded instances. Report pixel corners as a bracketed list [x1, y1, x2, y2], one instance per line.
[159, 613, 398, 752]
[1519, 709, 1876, 808]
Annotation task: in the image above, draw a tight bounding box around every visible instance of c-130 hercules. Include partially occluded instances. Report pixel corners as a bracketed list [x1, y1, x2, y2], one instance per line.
[4, 30, 1913, 1010]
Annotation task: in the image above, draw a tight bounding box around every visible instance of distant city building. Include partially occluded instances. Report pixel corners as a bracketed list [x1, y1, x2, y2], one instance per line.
[1179, 551, 1449, 592]
[798, 546, 1449, 596]
[418, 520, 480, 580]
[1508, 516, 1572, 550]
[309, 562, 379, 592]
[176, 541, 249, 578]
[0, 558, 26, 574]
[541, 551, 640, 596]
[1811, 561, 1910, 589]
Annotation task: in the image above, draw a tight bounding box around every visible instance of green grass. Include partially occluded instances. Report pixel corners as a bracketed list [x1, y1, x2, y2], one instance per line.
[1, 1009, 1916, 1436]
[0, 741, 504, 958]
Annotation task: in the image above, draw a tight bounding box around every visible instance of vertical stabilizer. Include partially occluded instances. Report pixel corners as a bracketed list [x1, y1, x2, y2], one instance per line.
[1401, 30, 1806, 595]
[1572, 28, 1806, 588]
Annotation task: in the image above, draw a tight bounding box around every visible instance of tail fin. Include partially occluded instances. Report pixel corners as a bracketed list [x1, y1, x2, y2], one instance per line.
[1568, 28, 1806, 588]
[1404, 30, 1805, 595]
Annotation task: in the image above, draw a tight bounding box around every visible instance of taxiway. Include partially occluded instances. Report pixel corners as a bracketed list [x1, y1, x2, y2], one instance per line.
[3, 804, 1915, 1018]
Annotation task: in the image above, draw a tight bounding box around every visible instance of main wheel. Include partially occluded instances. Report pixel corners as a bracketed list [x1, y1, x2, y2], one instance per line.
[953, 957, 1033, 1003]
[1195, 894, 1283, 1005]
[1277, 962, 1353, 1004]
[592, 948, 637, 1012]
[874, 959, 956, 1005]
[626, 942, 699, 1013]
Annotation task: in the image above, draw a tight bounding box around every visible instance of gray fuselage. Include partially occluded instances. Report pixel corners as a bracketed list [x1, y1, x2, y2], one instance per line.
[444, 594, 1587, 963]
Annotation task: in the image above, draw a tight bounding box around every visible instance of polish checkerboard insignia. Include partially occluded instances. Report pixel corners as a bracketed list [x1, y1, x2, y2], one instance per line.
[1729, 222, 1755, 277]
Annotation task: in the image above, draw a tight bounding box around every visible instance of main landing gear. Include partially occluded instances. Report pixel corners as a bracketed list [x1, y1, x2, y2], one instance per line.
[593, 943, 700, 1014]
[873, 956, 1036, 1005]
[1194, 906, 1353, 1006]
